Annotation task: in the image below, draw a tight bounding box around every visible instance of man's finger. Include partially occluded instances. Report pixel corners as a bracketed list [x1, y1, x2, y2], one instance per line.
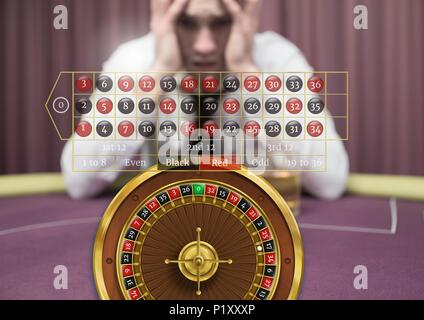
[222, 0, 243, 20]
[167, 0, 189, 22]
[150, 0, 160, 12]
[244, 0, 262, 20]
[151, 0, 172, 17]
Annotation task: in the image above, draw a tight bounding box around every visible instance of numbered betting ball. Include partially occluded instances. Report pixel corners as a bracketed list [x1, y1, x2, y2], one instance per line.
[75, 120, 92, 137]
[96, 75, 113, 92]
[160, 76, 177, 92]
[202, 120, 219, 136]
[307, 121, 324, 137]
[286, 75, 303, 93]
[223, 121, 240, 137]
[118, 121, 135, 138]
[202, 76, 219, 93]
[75, 97, 92, 115]
[201, 97, 219, 116]
[307, 76, 324, 93]
[244, 121, 261, 137]
[181, 75, 198, 93]
[265, 97, 282, 114]
[222, 74, 240, 92]
[138, 97, 156, 114]
[96, 97, 113, 114]
[286, 97, 303, 115]
[244, 97, 261, 115]
[285, 120, 303, 137]
[138, 121, 156, 138]
[76, 75, 93, 93]
[307, 97, 325, 115]
[160, 121, 177, 137]
[265, 121, 282, 138]
[244, 75, 261, 92]
[139, 75, 156, 92]
[160, 97, 177, 115]
[223, 97, 240, 114]
[118, 75, 135, 92]
[96, 120, 113, 138]
[118, 98, 135, 115]
[265, 75, 282, 92]
[180, 96, 198, 115]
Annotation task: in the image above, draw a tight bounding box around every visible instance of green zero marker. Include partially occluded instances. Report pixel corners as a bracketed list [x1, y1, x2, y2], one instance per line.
[193, 184, 205, 196]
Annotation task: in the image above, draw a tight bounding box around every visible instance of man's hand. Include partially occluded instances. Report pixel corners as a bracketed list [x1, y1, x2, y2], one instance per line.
[150, 0, 188, 71]
[223, 0, 261, 72]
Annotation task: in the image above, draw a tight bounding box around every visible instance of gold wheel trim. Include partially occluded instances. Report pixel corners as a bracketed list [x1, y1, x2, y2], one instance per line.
[93, 165, 304, 300]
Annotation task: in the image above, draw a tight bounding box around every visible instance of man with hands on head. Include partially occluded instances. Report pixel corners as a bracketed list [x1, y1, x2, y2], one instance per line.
[61, 0, 349, 200]
[151, 0, 260, 72]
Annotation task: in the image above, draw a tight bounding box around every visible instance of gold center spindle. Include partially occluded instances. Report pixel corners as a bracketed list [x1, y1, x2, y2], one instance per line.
[164, 227, 233, 296]
[196, 227, 202, 296]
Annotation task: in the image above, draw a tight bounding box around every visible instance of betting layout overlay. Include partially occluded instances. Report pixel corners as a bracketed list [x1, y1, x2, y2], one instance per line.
[45, 71, 348, 172]
[93, 169, 303, 300]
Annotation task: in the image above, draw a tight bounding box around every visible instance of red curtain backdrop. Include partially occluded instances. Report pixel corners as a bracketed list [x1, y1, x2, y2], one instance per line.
[1, 0, 423, 175]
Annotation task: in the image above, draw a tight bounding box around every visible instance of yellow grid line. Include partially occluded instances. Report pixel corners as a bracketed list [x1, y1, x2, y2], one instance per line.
[71, 73, 75, 171]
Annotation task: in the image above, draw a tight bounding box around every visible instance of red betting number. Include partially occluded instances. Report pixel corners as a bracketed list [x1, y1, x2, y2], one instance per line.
[202, 76, 219, 93]
[223, 98, 240, 114]
[202, 120, 219, 136]
[307, 121, 324, 137]
[244, 121, 261, 137]
[96, 98, 113, 114]
[286, 97, 303, 114]
[118, 75, 135, 92]
[118, 121, 135, 137]
[265, 75, 282, 92]
[307, 76, 324, 93]
[159, 98, 176, 114]
[75, 121, 92, 137]
[181, 75, 198, 93]
[180, 121, 197, 137]
[244, 75, 260, 92]
[139, 75, 155, 92]
[76, 75, 93, 93]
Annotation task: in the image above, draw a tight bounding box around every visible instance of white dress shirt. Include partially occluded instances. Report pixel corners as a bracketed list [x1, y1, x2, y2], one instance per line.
[61, 31, 349, 199]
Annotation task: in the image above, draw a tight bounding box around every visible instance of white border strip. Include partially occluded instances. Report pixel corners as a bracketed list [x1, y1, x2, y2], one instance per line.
[0, 217, 100, 236]
[299, 198, 398, 235]
[0, 199, 402, 237]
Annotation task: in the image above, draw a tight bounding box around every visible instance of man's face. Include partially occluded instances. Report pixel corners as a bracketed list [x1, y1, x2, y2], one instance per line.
[176, 0, 233, 71]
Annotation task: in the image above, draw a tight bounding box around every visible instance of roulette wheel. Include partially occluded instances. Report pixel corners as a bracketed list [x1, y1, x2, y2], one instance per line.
[93, 166, 303, 300]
